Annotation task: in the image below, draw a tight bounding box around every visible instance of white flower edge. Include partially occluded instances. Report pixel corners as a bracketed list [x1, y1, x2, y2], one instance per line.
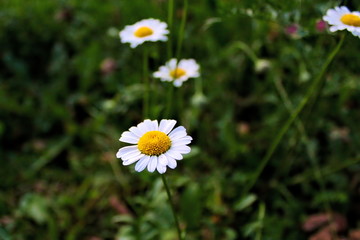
[153, 58, 200, 87]
[116, 119, 192, 174]
[323, 6, 360, 37]
[119, 18, 169, 48]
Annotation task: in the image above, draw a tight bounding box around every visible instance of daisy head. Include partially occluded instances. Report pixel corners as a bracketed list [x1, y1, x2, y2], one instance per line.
[119, 19, 169, 48]
[116, 119, 192, 174]
[323, 6, 360, 37]
[153, 58, 200, 87]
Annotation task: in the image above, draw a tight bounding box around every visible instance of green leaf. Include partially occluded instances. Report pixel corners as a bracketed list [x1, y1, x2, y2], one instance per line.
[18, 193, 49, 224]
[234, 194, 257, 211]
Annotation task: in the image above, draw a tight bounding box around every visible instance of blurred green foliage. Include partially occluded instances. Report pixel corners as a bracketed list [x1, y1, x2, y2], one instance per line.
[1, 0, 360, 239]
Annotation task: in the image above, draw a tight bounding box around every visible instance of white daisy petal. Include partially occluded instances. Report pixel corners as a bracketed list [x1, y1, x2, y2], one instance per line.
[152, 120, 159, 131]
[158, 154, 168, 166]
[173, 80, 183, 87]
[118, 148, 141, 160]
[157, 164, 167, 174]
[129, 126, 143, 137]
[165, 155, 177, 169]
[122, 151, 143, 161]
[135, 155, 151, 172]
[123, 154, 144, 166]
[137, 121, 150, 134]
[169, 126, 187, 140]
[172, 136, 193, 146]
[171, 146, 191, 154]
[119, 132, 139, 144]
[168, 59, 178, 68]
[143, 119, 156, 131]
[121, 131, 138, 139]
[147, 156, 158, 172]
[166, 150, 183, 160]
[159, 119, 177, 134]
[116, 145, 138, 158]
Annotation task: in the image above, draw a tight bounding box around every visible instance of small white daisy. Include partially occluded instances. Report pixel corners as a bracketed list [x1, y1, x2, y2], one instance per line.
[119, 18, 169, 48]
[116, 119, 192, 174]
[153, 58, 200, 87]
[323, 6, 360, 37]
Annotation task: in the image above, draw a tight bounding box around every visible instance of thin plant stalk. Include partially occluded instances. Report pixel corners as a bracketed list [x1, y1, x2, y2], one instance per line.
[242, 34, 345, 196]
[173, 0, 188, 118]
[289, 157, 360, 185]
[255, 203, 266, 240]
[273, 76, 331, 212]
[165, 0, 188, 118]
[161, 174, 183, 240]
[165, 84, 174, 118]
[143, 48, 150, 118]
[167, 0, 174, 59]
[164, 0, 175, 118]
[175, 0, 188, 61]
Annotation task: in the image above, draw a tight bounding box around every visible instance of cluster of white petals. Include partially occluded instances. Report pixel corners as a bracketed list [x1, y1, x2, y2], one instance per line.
[153, 58, 200, 87]
[116, 119, 192, 174]
[323, 6, 360, 37]
[119, 19, 169, 48]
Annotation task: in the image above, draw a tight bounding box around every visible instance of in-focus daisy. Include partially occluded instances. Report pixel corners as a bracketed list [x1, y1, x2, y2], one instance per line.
[116, 119, 192, 174]
[153, 58, 200, 87]
[323, 6, 360, 37]
[119, 18, 169, 48]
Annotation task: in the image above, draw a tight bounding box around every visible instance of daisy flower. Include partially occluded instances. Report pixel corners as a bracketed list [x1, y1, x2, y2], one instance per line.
[323, 6, 360, 37]
[153, 58, 200, 87]
[116, 119, 192, 174]
[119, 18, 169, 48]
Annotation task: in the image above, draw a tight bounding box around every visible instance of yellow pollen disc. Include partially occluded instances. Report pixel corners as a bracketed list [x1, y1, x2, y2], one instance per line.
[170, 68, 186, 78]
[138, 131, 171, 156]
[340, 14, 360, 27]
[134, 26, 153, 38]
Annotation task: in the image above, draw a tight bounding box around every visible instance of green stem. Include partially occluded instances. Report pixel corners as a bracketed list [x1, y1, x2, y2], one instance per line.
[143, 48, 150, 118]
[234, 41, 258, 63]
[165, 84, 174, 118]
[175, 0, 188, 61]
[164, 0, 188, 119]
[161, 174, 183, 240]
[273, 76, 331, 211]
[177, 87, 184, 121]
[242, 34, 345, 196]
[255, 203, 266, 240]
[289, 157, 360, 185]
[167, 0, 174, 59]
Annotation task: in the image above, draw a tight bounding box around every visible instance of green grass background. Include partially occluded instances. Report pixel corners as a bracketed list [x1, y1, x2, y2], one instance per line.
[1, 0, 360, 239]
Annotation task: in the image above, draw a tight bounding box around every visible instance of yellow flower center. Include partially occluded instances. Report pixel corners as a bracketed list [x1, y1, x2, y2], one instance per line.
[170, 68, 186, 79]
[340, 14, 360, 27]
[134, 26, 153, 38]
[138, 131, 171, 156]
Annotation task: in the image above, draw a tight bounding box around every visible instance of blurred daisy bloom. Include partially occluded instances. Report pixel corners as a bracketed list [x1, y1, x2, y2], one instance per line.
[153, 58, 200, 87]
[116, 119, 192, 174]
[119, 18, 169, 48]
[323, 6, 360, 37]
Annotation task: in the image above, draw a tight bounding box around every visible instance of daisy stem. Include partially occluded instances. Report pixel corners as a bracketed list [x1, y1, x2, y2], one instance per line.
[273, 76, 332, 212]
[165, 84, 174, 118]
[175, 0, 188, 61]
[143, 48, 150, 118]
[242, 34, 345, 196]
[165, 0, 188, 119]
[177, 87, 184, 121]
[167, 0, 174, 59]
[161, 174, 183, 240]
